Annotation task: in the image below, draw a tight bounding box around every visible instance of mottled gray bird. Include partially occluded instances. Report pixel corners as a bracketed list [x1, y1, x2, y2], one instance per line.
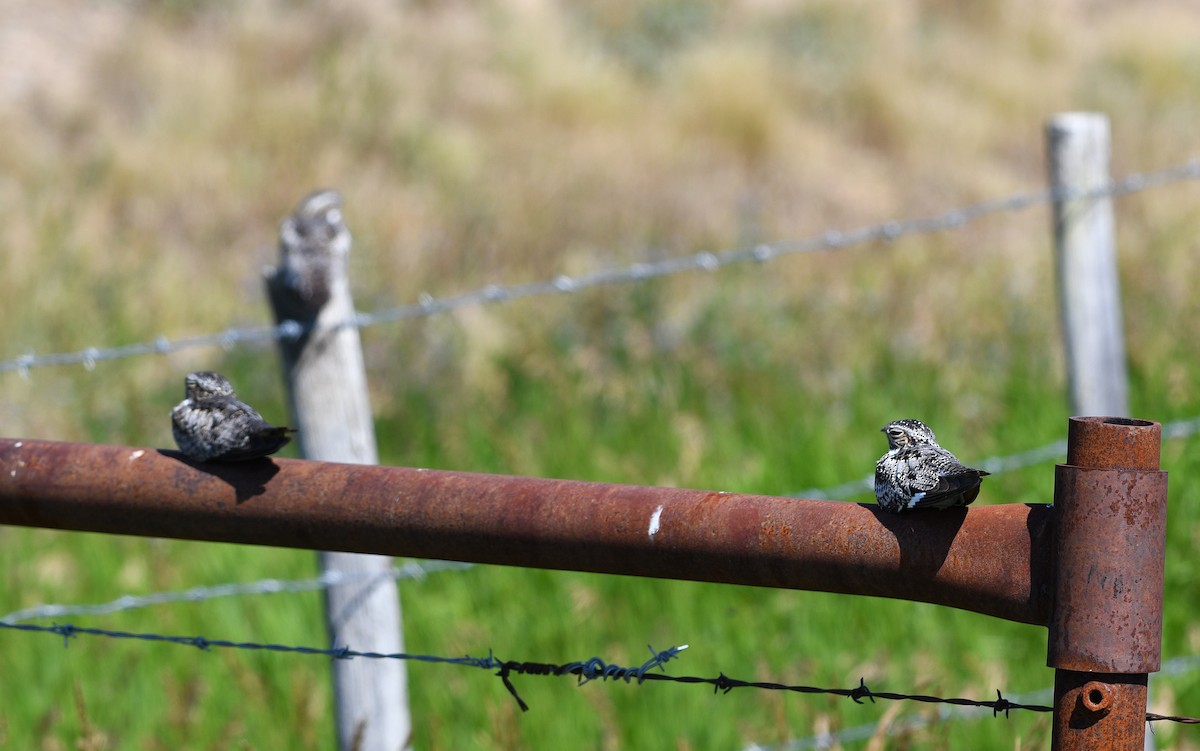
[273, 189, 350, 314]
[171, 371, 294, 462]
[874, 418, 989, 512]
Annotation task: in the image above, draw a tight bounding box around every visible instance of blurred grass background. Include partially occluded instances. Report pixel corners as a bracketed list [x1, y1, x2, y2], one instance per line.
[2, 0, 1200, 748]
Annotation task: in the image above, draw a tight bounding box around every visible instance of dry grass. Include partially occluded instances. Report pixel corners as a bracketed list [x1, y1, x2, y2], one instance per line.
[3, 3, 1199, 424]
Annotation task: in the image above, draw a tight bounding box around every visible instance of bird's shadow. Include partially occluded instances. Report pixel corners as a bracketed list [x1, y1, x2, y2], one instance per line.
[870, 505, 967, 577]
[158, 449, 282, 504]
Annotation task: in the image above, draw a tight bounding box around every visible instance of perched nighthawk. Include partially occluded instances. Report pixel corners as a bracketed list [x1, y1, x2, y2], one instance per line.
[874, 418, 989, 513]
[171, 371, 294, 462]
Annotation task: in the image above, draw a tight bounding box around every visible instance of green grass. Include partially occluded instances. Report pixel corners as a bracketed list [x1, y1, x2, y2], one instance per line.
[4, 1, 1200, 749]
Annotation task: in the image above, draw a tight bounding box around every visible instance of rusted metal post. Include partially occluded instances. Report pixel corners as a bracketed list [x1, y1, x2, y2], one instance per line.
[0, 438, 1052, 625]
[1048, 417, 1167, 751]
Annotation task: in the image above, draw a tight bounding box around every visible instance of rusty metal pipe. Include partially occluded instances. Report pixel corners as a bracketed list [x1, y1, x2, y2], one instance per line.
[0, 438, 1051, 624]
[1049, 417, 1167, 751]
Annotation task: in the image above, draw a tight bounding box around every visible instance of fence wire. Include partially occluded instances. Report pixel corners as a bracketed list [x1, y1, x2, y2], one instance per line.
[0, 559, 473, 625]
[3, 159, 1198, 743]
[751, 654, 1200, 750]
[1, 619, 1196, 725]
[4, 159, 1200, 377]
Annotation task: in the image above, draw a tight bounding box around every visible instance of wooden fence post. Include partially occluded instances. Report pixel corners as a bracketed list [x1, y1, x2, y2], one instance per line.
[1046, 112, 1130, 417]
[266, 190, 410, 751]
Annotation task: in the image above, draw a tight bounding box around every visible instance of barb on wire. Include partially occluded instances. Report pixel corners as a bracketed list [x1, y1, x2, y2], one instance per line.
[0, 559, 473, 624]
[2, 619, 1197, 724]
[5, 160, 1200, 376]
[746, 687, 1060, 751]
[749, 641, 1200, 749]
[494, 644, 691, 711]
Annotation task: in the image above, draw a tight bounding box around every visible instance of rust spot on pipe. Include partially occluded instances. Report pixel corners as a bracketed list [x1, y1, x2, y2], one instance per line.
[0, 438, 1052, 625]
[1047, 466, 1167, 672]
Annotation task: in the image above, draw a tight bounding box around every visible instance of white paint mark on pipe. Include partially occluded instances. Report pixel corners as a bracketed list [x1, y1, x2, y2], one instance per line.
[648, 505, 664, 538]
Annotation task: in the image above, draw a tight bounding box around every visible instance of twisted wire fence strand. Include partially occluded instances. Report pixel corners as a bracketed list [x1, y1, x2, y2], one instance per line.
[5, 160, 1199, 377]
[2, 619, 1197, 724]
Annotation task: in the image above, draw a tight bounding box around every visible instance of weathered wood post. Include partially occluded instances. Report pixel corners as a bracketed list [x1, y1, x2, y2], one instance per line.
[266, 190, 410, 751]
[1046, 112, 1130, 417]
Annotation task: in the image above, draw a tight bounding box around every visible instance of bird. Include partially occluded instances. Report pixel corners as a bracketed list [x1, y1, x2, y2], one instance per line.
[873, 418, 989, 513]
[171, 371, 295, 462]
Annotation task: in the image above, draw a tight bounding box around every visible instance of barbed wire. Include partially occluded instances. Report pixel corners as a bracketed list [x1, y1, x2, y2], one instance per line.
[744, 684, 1054, 751]
[0, 415, 1195, 733]
[750, 655, 1200, 749]
[1, 619, 1196, 724]
[4, 159, 1199, 377]
[0, 559, 473, 624]
[0, 619, 683, 711]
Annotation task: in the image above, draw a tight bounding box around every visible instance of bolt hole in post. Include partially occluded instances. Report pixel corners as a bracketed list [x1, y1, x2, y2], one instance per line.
[1081, 681, 1114, 714]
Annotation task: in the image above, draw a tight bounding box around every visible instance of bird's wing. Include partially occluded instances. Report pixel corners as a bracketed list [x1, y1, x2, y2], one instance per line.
[213, 426, 295, 461]
[204, 399, 286, 460]
[212, 398, 267, 426]
[905, 471, 985, 509]
[904, 445, 987, 510]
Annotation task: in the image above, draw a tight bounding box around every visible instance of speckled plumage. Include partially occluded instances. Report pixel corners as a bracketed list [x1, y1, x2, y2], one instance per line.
[171, 371, 294, 462]
[874, 418, 989, 513]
